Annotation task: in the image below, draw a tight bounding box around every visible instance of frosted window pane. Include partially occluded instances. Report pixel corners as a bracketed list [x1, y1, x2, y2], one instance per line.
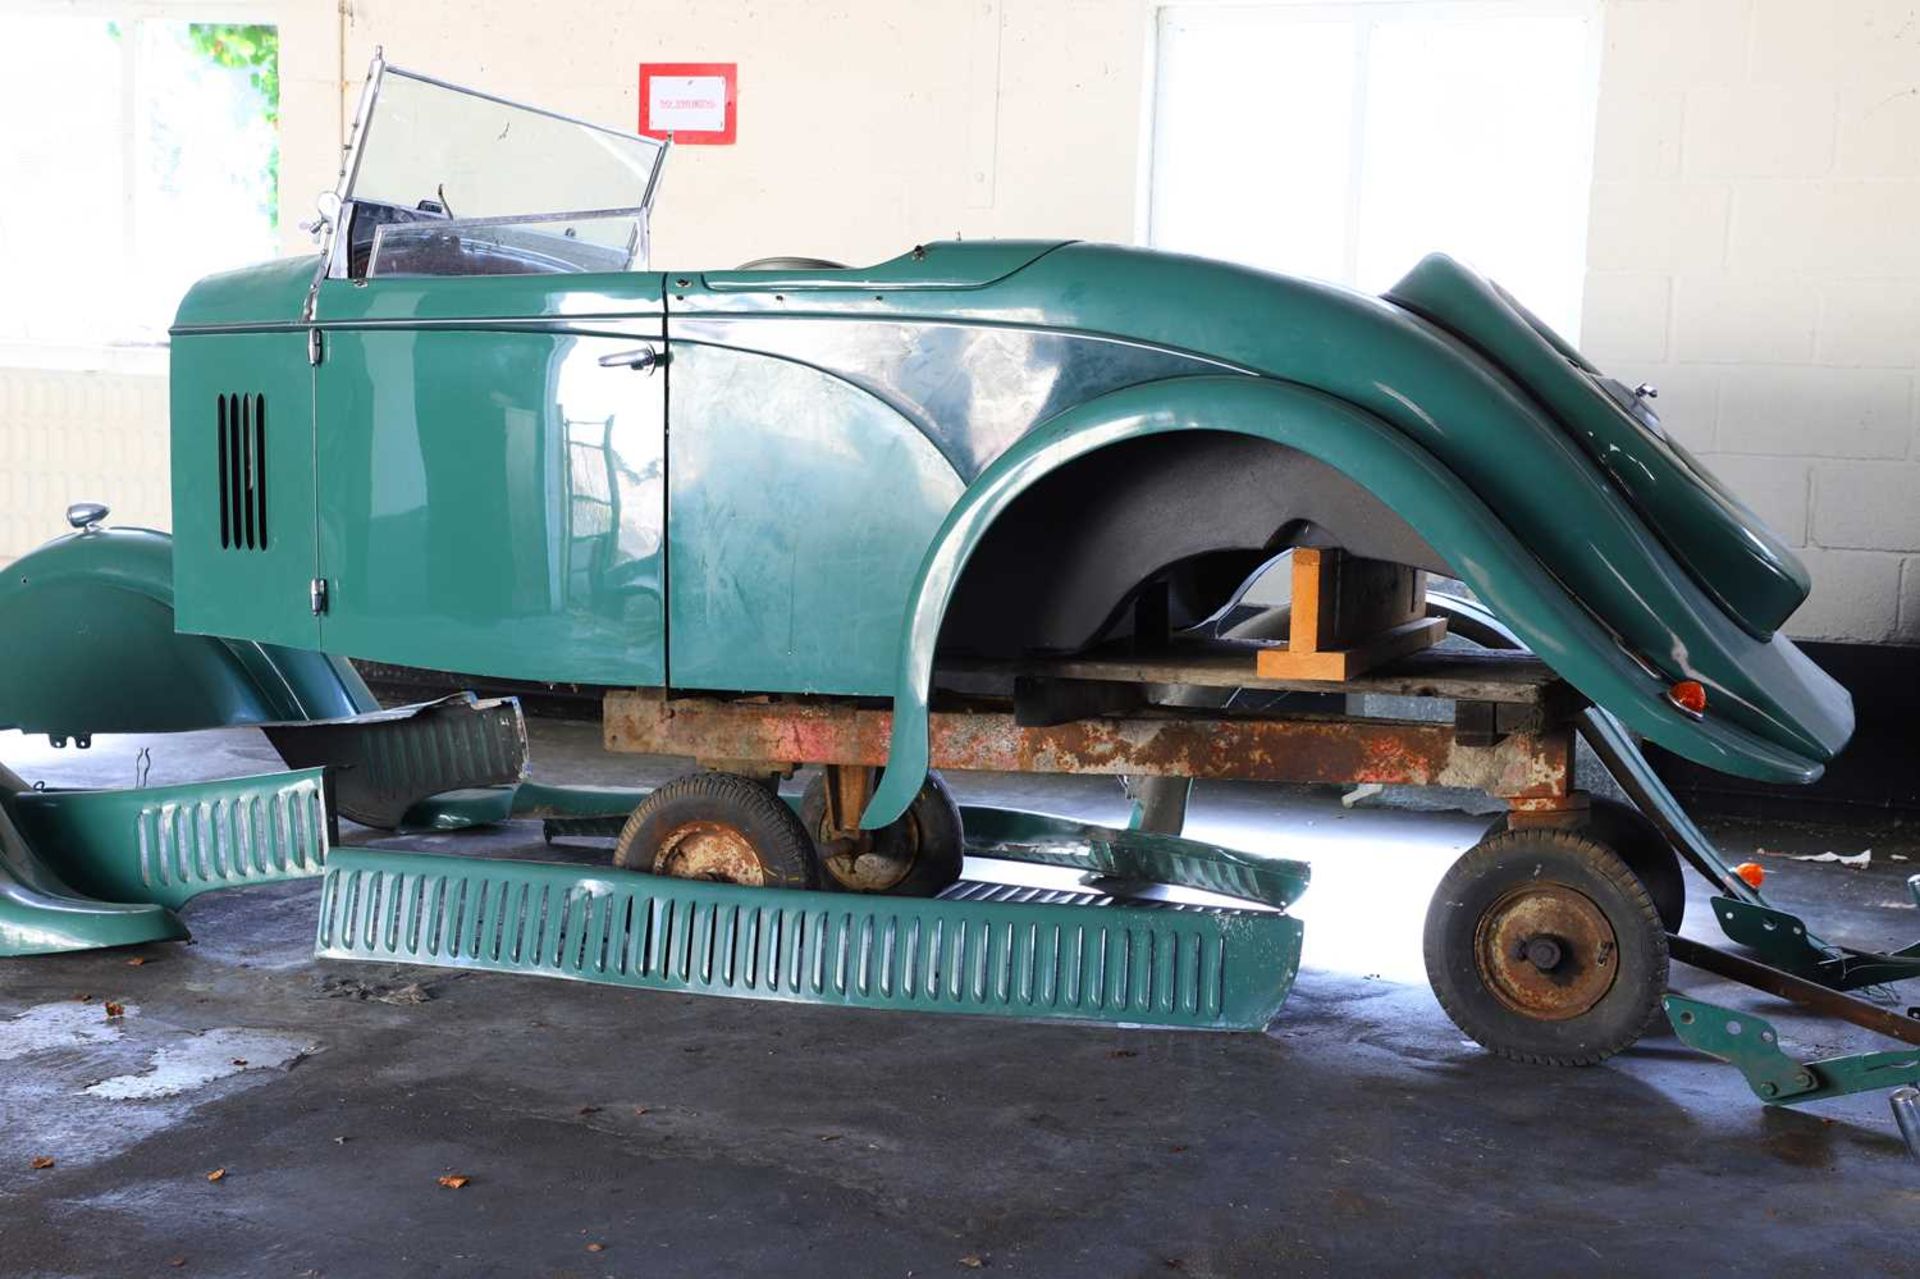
[1150, 9, 1357, 284]
[1356, 14, 1595, 336]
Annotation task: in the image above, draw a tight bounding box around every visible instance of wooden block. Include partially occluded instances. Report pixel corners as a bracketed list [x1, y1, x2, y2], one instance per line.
[1288, 549, 1425, 654]
[1255, 616, 1449, 682]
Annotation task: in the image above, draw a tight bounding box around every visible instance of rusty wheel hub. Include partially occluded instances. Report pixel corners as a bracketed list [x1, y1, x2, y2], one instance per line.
[1473, 882, 1619, 1021]
[654, 819, 768, 886]
[819, 810, 923, 893]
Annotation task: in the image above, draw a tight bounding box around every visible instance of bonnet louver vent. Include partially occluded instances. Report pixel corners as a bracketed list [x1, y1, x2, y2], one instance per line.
[217, 392, 268, 550]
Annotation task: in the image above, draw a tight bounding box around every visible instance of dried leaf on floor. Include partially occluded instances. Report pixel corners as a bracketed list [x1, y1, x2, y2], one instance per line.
[127, 957, 150, 967]
[437, 1174, 471, 1189]
[104, 1002, 126, 1019]
[30, 1155, 55, 1169]
[959, 1256, 987, 1269]
[586, 1243, 605, 1253]
[206, 1168, 226, 1183]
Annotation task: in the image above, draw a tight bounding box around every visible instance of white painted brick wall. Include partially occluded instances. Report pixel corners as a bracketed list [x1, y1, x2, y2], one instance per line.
[2, 1, 1914, 649]
[1585, 0, 1920, 643]
[0, 369, 169, 561]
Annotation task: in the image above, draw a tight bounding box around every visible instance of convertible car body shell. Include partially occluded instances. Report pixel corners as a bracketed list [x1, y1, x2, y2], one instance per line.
[161, 235, 1851, 827]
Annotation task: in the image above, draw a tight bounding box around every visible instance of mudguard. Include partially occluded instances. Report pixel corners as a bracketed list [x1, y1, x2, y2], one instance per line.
[0, 526, 377, 739]
[864, 376, 1853, 827]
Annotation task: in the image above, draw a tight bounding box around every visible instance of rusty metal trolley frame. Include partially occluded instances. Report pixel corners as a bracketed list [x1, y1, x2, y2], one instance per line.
[587, 606, 1920, 1103]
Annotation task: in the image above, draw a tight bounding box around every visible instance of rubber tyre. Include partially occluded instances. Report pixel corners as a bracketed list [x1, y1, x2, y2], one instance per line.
[614, 771, 819, 889]
[799, 771, 964, 897]
[1424, 827, 1669, 1066]
[1486, 799, 1686, 932]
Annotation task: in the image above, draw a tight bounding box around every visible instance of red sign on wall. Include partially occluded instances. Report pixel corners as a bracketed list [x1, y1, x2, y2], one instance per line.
[639, 63, 737, 145]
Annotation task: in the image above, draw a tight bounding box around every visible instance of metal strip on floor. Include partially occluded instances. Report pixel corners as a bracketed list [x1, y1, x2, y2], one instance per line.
[314, 848, 1303, 1030]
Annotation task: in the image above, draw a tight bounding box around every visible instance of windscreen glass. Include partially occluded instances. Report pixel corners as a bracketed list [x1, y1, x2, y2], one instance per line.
[349, 68, 664, 218]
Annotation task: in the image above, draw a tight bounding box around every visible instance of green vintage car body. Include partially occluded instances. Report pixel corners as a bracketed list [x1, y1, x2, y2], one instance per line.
[8, 59, 1851, 833]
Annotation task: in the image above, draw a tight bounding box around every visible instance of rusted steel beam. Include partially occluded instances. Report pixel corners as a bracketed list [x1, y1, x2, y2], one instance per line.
[604, 691, 1573, 799]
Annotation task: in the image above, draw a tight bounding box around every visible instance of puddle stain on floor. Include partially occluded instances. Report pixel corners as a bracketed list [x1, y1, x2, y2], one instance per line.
[0, 1001, 134, 1060]
[84, 1027, 317, 1100]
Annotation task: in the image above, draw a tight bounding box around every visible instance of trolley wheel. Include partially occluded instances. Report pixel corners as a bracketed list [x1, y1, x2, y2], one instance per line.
[1424, 827, 1669, 1066]
[800, 770, 964, 897]
[614, 771, 819, 889]
[1486, 799, 1686, 932]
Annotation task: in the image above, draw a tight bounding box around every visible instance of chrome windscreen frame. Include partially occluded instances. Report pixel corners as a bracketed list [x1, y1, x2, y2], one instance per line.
[306, 50, 670, 314]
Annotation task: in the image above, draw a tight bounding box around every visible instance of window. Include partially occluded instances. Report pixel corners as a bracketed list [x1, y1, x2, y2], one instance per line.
[0, 13, 280, 368]
[1148, 1, 1599, 339]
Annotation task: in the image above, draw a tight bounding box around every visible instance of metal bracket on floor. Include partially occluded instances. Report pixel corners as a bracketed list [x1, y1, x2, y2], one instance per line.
[1708, 895, 1920, 991]
[1584, 706, 1920, 994]
[1665, 994, 1920, 1105]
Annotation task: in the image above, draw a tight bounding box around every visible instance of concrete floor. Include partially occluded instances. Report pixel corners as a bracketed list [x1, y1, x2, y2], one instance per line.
[3, 719, 1918, 1278]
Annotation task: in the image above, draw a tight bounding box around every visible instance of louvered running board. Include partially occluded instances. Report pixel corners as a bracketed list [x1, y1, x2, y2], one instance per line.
[6, 769, 330, 912]
[315, 849, 1303, 1030]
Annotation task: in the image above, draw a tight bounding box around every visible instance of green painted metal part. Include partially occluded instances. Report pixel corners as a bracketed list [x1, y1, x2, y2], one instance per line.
[315, 847, 1302, 1029]
[264, 694, 529, 829]
[1386, 254, 1808, 639]
[0, 800, 184, 957]
[0, 528, 377, 739]
[169, 238, 1851, 805]
[5, 769, 329, 913]
[865, 375, 1848, 826]
[1664, 994, 1920, 1104]
[398, 779, 655, 834]
[959, 807, 1308, 911]
[1709, 897, 1920, 991]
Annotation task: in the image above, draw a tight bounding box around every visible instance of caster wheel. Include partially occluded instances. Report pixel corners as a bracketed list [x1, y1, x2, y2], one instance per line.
[800, 771, 964, 897]
[1424, 827, 1668, 1066]
[1486, 799, 1686, 931]
[614, 771, 819, 889]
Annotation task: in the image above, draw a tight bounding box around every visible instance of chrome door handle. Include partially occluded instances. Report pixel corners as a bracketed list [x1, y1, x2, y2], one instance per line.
[598, 344, 663, 372]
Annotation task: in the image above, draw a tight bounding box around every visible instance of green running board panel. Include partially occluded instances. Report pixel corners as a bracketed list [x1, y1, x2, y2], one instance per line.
[315, 849, 1303, 1030]
[7, 769, 330, 912]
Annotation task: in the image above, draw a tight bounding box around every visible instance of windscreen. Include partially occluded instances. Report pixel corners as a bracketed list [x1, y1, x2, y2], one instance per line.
[349, 67, 665, 218]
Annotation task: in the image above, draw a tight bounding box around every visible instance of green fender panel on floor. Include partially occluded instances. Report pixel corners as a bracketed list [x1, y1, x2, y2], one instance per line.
[0, 526, 376, 740]
[0, 801, 185, 957]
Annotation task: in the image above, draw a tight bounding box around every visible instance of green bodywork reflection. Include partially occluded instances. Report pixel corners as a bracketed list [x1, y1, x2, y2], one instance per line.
[315, 324, 668, 684]
[0, 528, 376, 740]
[667, 342, 965, 695]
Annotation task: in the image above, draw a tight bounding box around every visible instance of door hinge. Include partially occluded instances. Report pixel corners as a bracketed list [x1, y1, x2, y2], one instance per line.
[310, 577, 330, 616]
[308, 328, 324, 366]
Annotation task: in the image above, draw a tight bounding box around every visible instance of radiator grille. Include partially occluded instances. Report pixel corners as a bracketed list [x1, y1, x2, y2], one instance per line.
[217, 392, 268, 549]
[315, 850, 1303, 1030]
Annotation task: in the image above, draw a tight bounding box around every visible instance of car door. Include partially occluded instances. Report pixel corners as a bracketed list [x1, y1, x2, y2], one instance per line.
[309, 272, 668, 685]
